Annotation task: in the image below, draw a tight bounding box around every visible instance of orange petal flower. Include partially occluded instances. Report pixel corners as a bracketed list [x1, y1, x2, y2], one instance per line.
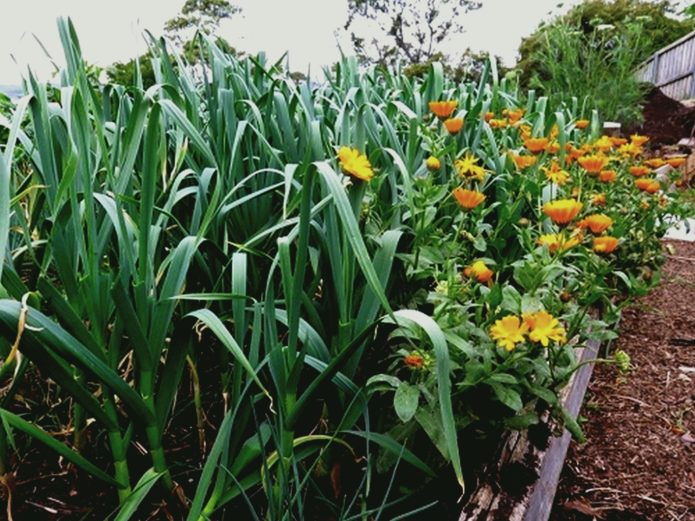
[511, 153, 537, 169]
[503, 108, 525, 123]
[593, 236, 619, 254]
[404, 353, 424, 369]
[524, 137, 550, 154]
[666, 156, 687, 168]
[429, 100, 458, 119]
[545, 141, 561, 154]
[464, 260, 494, 283]
[537, 232, 582, 253]
[592, 193, 606, 206]
[645, 158, 665, 168]
[609, 137, 627, 147]
[635, 178, 660, 194]
[629, 165, 651, 177]
[484, 111, 495, 122]
[489, 118, 508, 129]
[444, 118, 464, 135]
[578, 154, 609, 174]
[453, 188, 486, 210]
[575, 119, 590, 129]
[630, 134, 649, 146]
[577, 214, 613, 234]
[599, 169, 617, 183]
[543, 199, 583, 225]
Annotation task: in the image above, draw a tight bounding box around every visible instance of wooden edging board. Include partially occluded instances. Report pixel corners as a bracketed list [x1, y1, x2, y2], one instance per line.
[459, 338, 602, 521]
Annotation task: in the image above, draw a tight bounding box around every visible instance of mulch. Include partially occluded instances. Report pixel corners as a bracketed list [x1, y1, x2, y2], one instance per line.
[633, 87, 695, 147]
[551, 239, 695, 521]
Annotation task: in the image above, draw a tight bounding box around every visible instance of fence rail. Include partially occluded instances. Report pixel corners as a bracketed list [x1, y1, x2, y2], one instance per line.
[636, 29, 695, 100]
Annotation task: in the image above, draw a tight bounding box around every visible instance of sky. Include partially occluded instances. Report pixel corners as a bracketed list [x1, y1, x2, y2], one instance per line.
[0, 0, 679, 85]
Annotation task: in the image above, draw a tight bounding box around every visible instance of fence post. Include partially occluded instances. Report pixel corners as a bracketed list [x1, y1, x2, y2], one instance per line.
[652, 51, 661, 85]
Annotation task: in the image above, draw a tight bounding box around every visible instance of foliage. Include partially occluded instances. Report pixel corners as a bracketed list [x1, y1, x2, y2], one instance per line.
[345, 0, 482, 66]
[0, 17, 690, 520]
[403, 49, 507, 84]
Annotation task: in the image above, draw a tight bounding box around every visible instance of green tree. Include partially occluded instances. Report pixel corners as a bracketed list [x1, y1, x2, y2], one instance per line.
[345, 0, 482, 66]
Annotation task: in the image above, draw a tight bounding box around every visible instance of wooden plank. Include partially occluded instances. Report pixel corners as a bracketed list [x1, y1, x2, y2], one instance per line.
[459, 339, 601, 521]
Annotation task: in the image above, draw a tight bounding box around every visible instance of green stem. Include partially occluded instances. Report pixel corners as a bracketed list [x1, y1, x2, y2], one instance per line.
[103, 395, 132, 503]
[141, 369, 173, 490]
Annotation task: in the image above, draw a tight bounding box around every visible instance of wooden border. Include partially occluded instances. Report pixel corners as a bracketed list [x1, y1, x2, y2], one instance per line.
[459, 338, 601, 521]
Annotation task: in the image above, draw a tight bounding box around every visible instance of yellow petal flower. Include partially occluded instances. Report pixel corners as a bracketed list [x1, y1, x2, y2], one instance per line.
[455, 153, 486, 181]
[490, 315, 528, 351]
[523, 311, 566, 347]
[543, 199, 583, 225]
[338, 146, 374, 182]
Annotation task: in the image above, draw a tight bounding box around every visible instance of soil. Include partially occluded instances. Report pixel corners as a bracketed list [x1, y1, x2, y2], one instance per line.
[634, 87, 695, 147]
[551, 240, 695, 521]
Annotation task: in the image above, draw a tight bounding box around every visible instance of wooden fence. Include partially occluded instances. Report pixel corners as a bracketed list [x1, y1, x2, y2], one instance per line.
[636, 29, 695, 100]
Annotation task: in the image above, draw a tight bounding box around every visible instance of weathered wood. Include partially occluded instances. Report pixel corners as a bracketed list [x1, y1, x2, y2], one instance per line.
[459, 339, 601, 521]
[636, 29, 695, 101]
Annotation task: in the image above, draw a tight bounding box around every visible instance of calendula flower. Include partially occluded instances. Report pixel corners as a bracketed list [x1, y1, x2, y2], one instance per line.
[549, 125, 560, 139]
[635, 178, 660, 194]
[524, 137, 550, 154]
[599, 169, 617, 183]
[542, 161, 570, 185]
[593, 236, 619, 254]
[453, 188, 486, 210]
[592, 193, 607, 206]
[404, 353, 425, 369]
[645, 157, 665, 168]
[666, 156, 687, 168]
[511, 153, 537, 169]
[578, 154, 609, 174]
[545, 141, 561, 154]
[593, 135, 614, 153]
[610, 137, 627, 147]
[425, 156, 441, 171]
[575, 119, 590, 129]
[503, 108, 524, 123]
[484, 111, 495, 122]
[630, 134, 649, 146]
[577, 214, 613, 234]
[629, 165, 651, 177]
[429, 100, 458, 119]
[464, 260, 494, 283]
[338, 147, 374, 182]
[523, 311, 567, 346]
[444, 118, 464, 135]
[518, 124, 532, 140]
[543, 199, 583, 225]
[618, 142, 642, 157]
[537, 233, 582, 253]
[455, 152, 486, 181]
[490, 315, 528, 351]
[489, 118, 508, 129]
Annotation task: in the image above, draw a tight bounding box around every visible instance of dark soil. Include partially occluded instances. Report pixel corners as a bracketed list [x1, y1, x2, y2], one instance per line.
[634, 87, 695, 147]
[551, 240, 695, 521]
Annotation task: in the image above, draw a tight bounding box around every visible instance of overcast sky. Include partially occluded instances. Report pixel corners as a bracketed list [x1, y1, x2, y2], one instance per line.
[0, 0, 683, 85]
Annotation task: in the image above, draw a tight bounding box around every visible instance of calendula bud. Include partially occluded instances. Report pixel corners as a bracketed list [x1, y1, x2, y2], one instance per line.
[560, 290, 572, 302]
[517, 217, 530, 227]
[614, 350, 631, 374]
[425, 156, 441, 171]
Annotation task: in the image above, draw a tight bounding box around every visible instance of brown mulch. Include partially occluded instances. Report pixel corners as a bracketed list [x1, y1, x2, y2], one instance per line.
[634, 87, 695, 146]
[551, 240, 695, 521]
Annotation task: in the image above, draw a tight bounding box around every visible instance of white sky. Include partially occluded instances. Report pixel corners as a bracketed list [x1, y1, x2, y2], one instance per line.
[0, 0, 683, 85]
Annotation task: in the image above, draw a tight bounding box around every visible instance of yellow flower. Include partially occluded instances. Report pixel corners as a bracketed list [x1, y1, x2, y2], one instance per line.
[593, 135, 613, 153]
[518, 124, 532, 140]
[575, 119, 590, 129]
[645, 157, 665, 168]
[429, 100, 458, 119]
[630, 134, 649, 146]
[524, 137, 550, 154]
[455, 152, 486, 181]
[338, 147, 374, 182]
[599, 169, 617, 183]
[490, 315, 528, 351]
[543, 199, 583, 225]
[577, 214, 613, 234]
[443, 117, 464, 135]
[618, 142, 642, 157]
[523, 311, 566, 347]
[464, 260, 494, 283]
[537, 232, 582, 253]
[545, 141, 561, 155]
[593, 236, 619, 254]
[591, 193, 607, 206]
[489, 118, 508, 129]
[542, 161, 570, 185]
[453, 188, 486, 210]
[577, 154, 609, 174]
[425, 156, 441, 171]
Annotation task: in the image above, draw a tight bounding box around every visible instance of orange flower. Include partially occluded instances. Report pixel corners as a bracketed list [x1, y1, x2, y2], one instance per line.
[511, 153, 537, 169]
[577, 214, 613, 234]
[599, 169, 617, 183]
[635, 178, 660, 194]
[537, 232, 582, 253]
[578, 154, 609, 174]
[575, 119, 590, 129]
[545, 141, 561, 154]
[609, 137, 627, 147]
[645, 158, 665, 168]
[666, 156, 687, 168]
[404, 353, 424, 369]
[592, 193, 606, 206]
[629, 165, 651, 177]
[484, 111, 495, 122]
[453, 188, 486, 210]
[518, 124, 532, 140]
[425, 156, 441, 171]
[444, 118, 464, 135]
[593, 236, 619, 254]
[429, 100, 458, 119]
[464, 260, 494, 284]
[503, 108, 524, 123]
[489, 118, 508, 129]
[630, 134, 649, 146]
[543, 199, 583, 225]
[524, 137, 550, 154]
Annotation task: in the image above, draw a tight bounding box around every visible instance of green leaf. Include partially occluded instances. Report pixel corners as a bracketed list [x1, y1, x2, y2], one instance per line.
[394, 382, 420, 423]
[114, 469, 163, 521]
[490, 383, 523, 411]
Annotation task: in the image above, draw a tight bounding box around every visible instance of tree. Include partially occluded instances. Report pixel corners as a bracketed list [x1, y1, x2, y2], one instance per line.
[517, 0, 695, 88]
[345, 0, 482, 66]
